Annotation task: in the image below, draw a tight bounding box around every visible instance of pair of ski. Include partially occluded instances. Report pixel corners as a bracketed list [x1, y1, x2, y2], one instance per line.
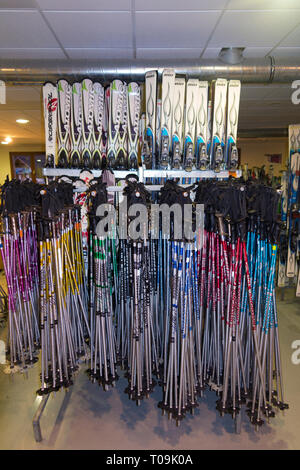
[143, 70, 241, 171]
[278, 124, 300, 296]
[43, 79, 105, 169]
[107, 80, 140, 170]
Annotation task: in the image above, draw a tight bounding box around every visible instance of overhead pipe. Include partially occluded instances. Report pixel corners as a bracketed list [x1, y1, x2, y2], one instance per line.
[1, 57, 300, 85]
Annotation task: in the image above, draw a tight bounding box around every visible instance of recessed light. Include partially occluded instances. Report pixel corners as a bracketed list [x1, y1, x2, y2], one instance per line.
[16, 119, 29, 124]
[1, 141, 9, 145]
[4, 136, 12, 143]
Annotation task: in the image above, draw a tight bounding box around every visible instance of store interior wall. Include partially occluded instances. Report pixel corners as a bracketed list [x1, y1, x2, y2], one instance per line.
[238, 137, 288, 175]
[0, 145, 45, 184]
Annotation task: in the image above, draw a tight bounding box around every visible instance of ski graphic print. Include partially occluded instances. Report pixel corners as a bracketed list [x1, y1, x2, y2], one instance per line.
[196, 81, 209, 170]
[183, 79, 199, 172]
[143, 71, 157, 169]
[107, 79, 124, 169]
[116, 83, 128, 169]
[92, 82, 104, 170]
[57, 79, 71, 168]
[81, 78, 94, 168]
[70, 82, 82, 168]
[127, 82, 140, 170]
[43, 82, 58, 168]
[225, 80, 241, 170]
[160, 69, 175, 168]
[210, 78, 228, 172]
[287, 124, 300, 277]
[171, 77, 185, 169]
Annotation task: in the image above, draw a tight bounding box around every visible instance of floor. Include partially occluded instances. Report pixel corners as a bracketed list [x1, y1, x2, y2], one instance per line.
[0, 281, 299, 450]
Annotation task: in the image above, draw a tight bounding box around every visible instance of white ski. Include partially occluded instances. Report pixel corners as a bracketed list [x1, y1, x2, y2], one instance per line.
[92, 82, 104, 170]
[195, 81, 209, 170]
[81, 78, 94, 168]
[43, 82, 58, 168]
[57, 79, 71, 168]
[107, 79, 124, 169]
[171, 77, 185, 169]
[70, 82, 82, 168]
[183, 78, 199, 172]
[225, 80, 241, 170]
[127, 82, 140, 170]
[116, 82, 128, 169]
[143, 71, 157, 169]
[160, 69, 175, 168]
[210, 78, 228, 172]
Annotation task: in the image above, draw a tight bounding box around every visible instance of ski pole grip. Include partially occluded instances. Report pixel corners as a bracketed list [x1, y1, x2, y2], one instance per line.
[215, 213, 226, 238]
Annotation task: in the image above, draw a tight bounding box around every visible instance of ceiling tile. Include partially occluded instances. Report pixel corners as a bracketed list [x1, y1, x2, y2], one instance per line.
[66, 48, 134, 59]
[135, 0, 227, 10]
[209, 10, 300, 47]
[0, 11, 59, 48]
[272, 47, 300, 58]
[137, 48, 202, 59]
[262, 85, 293, 101]
[280, 25, 300, 46]
[227, 0, 300, 9]
[36, 0, 131, 10]
[136, 11, 220, 48]
[0, 48, 65, 59]
[6, 86, 42, 104]
[243, 47, 271, 58]
[0, 0, 36, 7]
[44, 12, 132, 48]
[201, 48, 220, 58]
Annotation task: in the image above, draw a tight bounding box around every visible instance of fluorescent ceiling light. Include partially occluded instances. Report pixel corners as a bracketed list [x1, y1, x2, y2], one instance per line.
[16, 118, 29, 124]
[1, 141, 9, 145]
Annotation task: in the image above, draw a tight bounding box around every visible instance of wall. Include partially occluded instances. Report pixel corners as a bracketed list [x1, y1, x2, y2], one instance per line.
[0, 144, 45, 184]
[238, 137, 288, 176]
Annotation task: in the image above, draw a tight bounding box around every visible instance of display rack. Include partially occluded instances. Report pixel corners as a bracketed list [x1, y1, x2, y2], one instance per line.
[43, 167, 242, 181]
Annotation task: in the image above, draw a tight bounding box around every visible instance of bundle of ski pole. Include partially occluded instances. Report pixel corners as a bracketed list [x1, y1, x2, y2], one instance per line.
[43, 70, 241, 173]
[87, 179, 118, 389]
[278, 124, 300, 296]
[37, 180, 90, 394]
[43, 79, 140, 170]
[194, 179, 288, 426]
[0, 178, 40, 370]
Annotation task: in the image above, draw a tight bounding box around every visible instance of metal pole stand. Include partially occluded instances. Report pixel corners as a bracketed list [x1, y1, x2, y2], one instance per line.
[32, 395, 50, 442]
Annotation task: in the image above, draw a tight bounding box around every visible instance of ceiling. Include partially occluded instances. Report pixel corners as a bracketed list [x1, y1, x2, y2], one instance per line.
[0, 0, 300, 145]
[0, 0, 300, 60]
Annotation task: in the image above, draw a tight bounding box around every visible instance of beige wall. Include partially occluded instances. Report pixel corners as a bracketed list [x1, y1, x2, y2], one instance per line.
[0, 144, 45, 185]
[238, 137, 288, 176]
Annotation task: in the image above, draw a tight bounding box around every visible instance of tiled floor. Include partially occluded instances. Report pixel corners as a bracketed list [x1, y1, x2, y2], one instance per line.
[0, 283, 299, 450]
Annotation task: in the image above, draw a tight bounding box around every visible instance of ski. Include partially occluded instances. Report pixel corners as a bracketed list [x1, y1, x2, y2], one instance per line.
[143, 71, 157, 169]
[127, 82, 140, 170]
[70, 82, 82, 168]
[225, 80, 241, 170]
[171, 77, 185, 169]
[92, 82, 104, 170]
[160, 69, 175, 168]
[81, 78, 94, 168]
[116, 82, 128, 169]
[56, 79, 71, 168]
[286, 125, 300, 277]
[278, 169, 289, 287]
[107, 79, 124, 169]
[210, 78, 228, 172]
[183, 78, 199, 172]
[195, 81, 209, 170]
[43, 82, 58, 168]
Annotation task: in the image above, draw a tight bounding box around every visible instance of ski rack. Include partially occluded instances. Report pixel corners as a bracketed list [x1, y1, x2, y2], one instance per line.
[43, 166, 242, 182]
[32, 164, 243, 442]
